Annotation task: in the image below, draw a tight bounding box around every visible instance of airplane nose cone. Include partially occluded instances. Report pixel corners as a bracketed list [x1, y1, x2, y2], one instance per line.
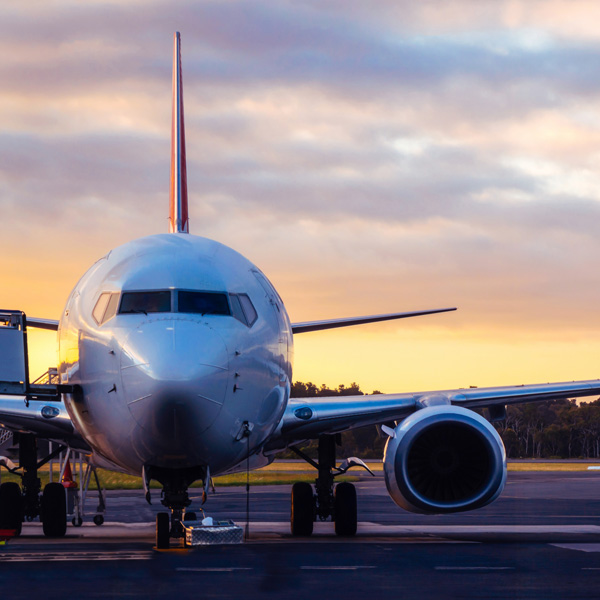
[120, 318, 229, 445]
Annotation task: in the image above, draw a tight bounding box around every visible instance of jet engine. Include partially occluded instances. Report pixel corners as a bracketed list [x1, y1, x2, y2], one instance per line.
[383, 405, 506, 514]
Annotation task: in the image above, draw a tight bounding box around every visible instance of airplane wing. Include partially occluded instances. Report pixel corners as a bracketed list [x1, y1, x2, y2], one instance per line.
[25, 307, 458, 333]
[26, 317, 59, 331]
[0, 395, 85, 447]
[291, 307, 457, 334]
[267, 379, 600, 448]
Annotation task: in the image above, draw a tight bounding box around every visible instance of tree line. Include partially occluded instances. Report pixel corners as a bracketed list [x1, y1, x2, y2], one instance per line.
[291, 381, 600, 459]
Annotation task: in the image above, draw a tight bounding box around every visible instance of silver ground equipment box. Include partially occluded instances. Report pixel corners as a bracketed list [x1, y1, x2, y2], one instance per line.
[183, 520, 244, 546]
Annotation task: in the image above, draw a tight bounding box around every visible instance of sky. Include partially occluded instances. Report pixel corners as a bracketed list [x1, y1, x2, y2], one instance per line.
[3, 1, 600, 394]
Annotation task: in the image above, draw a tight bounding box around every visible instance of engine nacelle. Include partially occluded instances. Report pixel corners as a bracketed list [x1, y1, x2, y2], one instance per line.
[383, 405, 506, 514]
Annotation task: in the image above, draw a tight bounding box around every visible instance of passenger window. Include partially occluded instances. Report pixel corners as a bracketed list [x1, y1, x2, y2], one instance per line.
[119, 291, 171, 314]
[92, 293, 111, 325]
[178, 291, 230, 316]
[229, 294, 247, 325]
[239, 294, 258, 326]
[103, 293, 120, 323]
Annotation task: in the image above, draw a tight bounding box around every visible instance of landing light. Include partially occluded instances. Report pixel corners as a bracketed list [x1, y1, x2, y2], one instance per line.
[294, 407, 313, 421]
[41, 406, 60, 419]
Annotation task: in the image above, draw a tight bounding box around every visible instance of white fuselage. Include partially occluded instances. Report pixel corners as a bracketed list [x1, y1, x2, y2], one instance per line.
[57, 234, 293, 477]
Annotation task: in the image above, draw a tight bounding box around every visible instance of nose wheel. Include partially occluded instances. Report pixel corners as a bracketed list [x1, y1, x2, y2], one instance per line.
[156, 512, 171, 549]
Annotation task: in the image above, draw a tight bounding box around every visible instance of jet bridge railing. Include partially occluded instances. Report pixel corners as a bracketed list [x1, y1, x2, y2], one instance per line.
[0, 310, 61, 401]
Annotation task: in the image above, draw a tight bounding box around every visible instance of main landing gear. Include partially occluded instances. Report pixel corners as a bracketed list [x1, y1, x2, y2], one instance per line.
[0, 434, 68, 538]
[290, 434, 371, 537]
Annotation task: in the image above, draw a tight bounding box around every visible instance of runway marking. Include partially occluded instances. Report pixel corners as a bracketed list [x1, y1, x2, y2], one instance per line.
[552, 544, 600, 553]
[300, 566, 376, 571]
[176, 567, 253, 572]
[434, 567, 514, 571]
[0, 551, 152, 563]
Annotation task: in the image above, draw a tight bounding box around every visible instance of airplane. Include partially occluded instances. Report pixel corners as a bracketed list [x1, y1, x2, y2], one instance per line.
[2, 32, 600, 548]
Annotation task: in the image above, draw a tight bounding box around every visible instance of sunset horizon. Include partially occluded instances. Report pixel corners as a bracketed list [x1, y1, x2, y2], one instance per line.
[4, 2, 600, 396]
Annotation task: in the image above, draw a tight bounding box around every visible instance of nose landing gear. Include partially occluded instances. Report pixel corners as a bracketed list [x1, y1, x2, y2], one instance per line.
[147, 465, 206, 548]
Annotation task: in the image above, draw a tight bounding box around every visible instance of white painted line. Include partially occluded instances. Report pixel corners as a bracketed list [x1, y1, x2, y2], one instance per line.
[300, 566, 376, 571]
[0, 551, 152, 562]
[552, 544, 600, 553]
[434, 567, 514, 571]
[176, 567, 253, 573]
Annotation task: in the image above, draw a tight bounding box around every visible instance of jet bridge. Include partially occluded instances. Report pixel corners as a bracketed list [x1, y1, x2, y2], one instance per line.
[0, 310, 107, 535]
[0, 310, 61, 402]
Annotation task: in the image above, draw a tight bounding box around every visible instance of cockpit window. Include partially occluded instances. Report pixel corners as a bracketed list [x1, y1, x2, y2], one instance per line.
[177, 291, 230, 316]
[119, 291, 171, 315]
[103, 293, 120, 323]
[92, 293, 111, 325]
[93, 292, 120, 325]
[229, 294, 246, 324]
[239, 294, 258, 326]
[115, 289, 249, 322]
[229, 293, 258, 327]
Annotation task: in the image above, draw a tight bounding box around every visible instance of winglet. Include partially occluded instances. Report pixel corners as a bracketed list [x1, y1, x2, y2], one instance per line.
[169, 32, 189, 234]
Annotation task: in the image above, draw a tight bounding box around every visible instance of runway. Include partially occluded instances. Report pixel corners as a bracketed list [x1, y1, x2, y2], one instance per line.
[2, 472, 600, 599]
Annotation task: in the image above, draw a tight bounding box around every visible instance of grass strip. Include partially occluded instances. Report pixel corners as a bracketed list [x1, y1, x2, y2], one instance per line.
[1, 461, 598, 490]
[259, 461, 600, 473]
[0, 470, 358, 490]
[507, 462, 600, 472]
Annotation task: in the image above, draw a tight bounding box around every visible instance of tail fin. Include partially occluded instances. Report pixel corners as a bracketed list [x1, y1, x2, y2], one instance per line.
[169, 32, 189, 234]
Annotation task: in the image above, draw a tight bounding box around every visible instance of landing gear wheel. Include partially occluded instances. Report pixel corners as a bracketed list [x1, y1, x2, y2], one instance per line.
[93, 515, 104, 526]
[0, 482, 23, 536]
[184, 512, 197, 522]
[72, 516, 83, 527]
[334, 482, 357, 536]
[156, 512, 170, 549]
[41, 483, 67, 538]
[291, 481, 314, 536]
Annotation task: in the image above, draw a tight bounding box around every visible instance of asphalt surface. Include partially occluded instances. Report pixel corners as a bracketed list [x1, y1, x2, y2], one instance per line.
[2, 472, 600, 599]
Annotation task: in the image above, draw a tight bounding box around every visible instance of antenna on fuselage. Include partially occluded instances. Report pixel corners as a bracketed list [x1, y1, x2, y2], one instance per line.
[169, 31, 189, 234]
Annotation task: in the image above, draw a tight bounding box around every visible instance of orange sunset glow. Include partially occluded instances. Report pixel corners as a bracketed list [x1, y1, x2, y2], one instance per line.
[3, 2, 600, 396]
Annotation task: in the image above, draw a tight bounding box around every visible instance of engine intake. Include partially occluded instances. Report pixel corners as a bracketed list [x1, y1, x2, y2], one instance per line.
[383, 405, 506, 514]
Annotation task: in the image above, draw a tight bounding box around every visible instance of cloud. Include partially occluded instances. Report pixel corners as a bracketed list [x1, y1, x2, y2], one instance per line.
[3, 1, 600, 389]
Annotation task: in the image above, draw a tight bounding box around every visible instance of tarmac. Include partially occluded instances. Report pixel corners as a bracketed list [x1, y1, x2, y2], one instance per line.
[1, 471, 600, 599]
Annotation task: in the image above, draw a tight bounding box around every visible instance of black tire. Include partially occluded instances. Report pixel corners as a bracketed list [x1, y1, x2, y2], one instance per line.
[93, 514, 104, 526]
[290, 481, 314, 536]
[0, 482, 23, 536]
[334, 482, 357, 536]
[72, 516, 83, 527]
[156, 512, 170, 549]
[184, 511, 197, 522]
[41, 483, 67, 538]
